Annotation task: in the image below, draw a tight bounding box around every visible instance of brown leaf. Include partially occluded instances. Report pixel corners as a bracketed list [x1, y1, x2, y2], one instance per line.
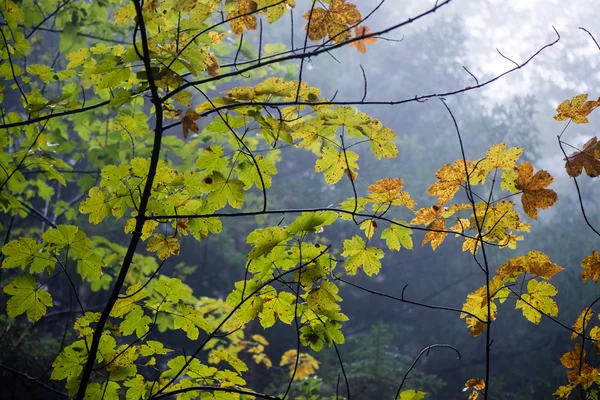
[565, 137, 600, 178]
[182, 109, 200, 139]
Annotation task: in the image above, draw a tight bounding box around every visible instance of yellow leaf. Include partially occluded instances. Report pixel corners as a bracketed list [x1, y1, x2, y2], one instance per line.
[571, 307, 594, 339]
[422, 218, 447, 250]
[279, 350, 319, 380]
[303, 0, 362, 44]
[427, 160, 475, 205]
[514, 162, 557, 219]
[554, 94, 600, 124]
[515, 279, 558, 324]
[465, 378, 486, 391]
[146, 234, 180, 261]
[229, 0, 258, 35]
[474, 143, 522, 181]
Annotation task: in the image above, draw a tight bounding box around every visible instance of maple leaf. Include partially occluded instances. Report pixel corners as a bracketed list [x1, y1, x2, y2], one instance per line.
[79, 187, 112, 224]
[363, 120, 398, 159]
[380, 220, 413, 251]
[571, 307, 594, 339]
[247, 227, 289, 260]
[349, 26, 377, 53]
[515, 279, 558, 324]
[303, 0, 362, 44]
[514, 162, 557, 219]
[182, 109, 200, 139]
[473, 143, 522, 182]
[582, 250, 600, 283]
[471, 201, 530, 244]
[359, 219, 377, 239]
[564, 136, 600, 177]
[422, 218, 447, 250]
[203, 53, 220, 76]
[461, 288, 496, 337]
[228, 0, 258, 35]
[366, 178, 415, 209]
[4, 273, 53, 323]
[279, 350, 319, 380]
[146, 234, 180, 261]
[397, 390, 426, 400]
[314, 146, 359, 185]
[497, 250, 563, 281]
[554, 94, 600, 124]
[341, 235, 384, 276]
[427, 160, 475, 205]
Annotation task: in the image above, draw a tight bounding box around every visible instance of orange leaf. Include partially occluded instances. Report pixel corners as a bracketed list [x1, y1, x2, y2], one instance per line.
[349, 26, 377, 54]
[366, 178, 415, 209]
[564, 137, 600, 178]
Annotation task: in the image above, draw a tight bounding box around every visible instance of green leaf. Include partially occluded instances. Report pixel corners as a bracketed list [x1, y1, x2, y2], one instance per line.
[287, 211, 338, 235]
[397, 389, 427, 400]
[51, 342, 86, 381]
[211, 349, 248, 373]
[2, 237, 43, 270]
[341, 236, 384, 276]
[247, 227, 289, 260]
[173, 302, 212, 340]
[120, 306, 152, 338]
[79, 187, 112, 224]
[42, 225, 80, 249]
[259, 290, 296, 328]
[77, 250, 103, 281]
[314, 146, 359, 185]
[381, 220, 413, 251]
[196, 145, 228, 174]
[206, 172, 245, 209]
[139, 341, 171, 356]
[4, 273, 52, 322]
[124, 375, 147, 400]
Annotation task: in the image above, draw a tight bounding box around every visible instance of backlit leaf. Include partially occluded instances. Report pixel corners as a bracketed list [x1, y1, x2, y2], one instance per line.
[146, 234, 180, 261]
[514, 162, 557, 219]
[515, 279, 558, 324]
[564, 137, 600, 178]
[349, 26, 377, 53]
[341, 235, 384, 276]
[380, 220, 413, 251]
[554, 94, 600, 124]
[582, 250, 600, 283]
[4, 273, 52, 323]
